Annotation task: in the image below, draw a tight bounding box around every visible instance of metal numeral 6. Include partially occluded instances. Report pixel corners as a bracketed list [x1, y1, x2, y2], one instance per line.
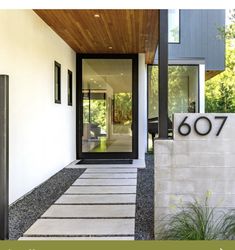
[178, 116, 191, 136]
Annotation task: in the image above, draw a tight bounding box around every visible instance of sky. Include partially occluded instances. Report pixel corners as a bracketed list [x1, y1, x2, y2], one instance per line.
[226, 10, 232, 25]
[0, 0, 235, 9]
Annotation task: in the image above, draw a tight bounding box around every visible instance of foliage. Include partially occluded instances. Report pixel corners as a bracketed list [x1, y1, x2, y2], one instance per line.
[218, 9, 235, 40]
[169, 26, 180, 43]
[113, 93, 132, 124]
[205, 40, 235, 112]
[148, 66, 158, 118]
[148, 66, 197, 119]
[83, 99, 106, 131]
[157, 198, 235, 240]
[206, 10, 235, 113]
[83, 93, 132, 132]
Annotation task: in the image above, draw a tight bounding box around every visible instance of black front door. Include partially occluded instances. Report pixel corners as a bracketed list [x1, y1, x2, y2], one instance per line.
[76, 54, 138, 159]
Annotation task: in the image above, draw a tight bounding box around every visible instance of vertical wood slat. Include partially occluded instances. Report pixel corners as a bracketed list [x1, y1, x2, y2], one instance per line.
[0, 75, 9, 240]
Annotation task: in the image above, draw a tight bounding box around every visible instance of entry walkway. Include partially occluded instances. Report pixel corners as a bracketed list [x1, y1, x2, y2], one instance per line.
[20, 162, 141, 240]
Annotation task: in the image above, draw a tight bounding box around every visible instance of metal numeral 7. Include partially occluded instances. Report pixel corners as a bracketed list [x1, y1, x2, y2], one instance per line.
[214, 116, 227, 136]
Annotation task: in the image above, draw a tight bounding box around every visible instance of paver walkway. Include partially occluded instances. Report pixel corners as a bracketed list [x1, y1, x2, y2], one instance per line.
[20, 163, 140, 240]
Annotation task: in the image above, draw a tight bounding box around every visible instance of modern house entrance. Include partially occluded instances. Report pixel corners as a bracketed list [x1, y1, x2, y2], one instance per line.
[0, 9, 227, 240]
[76, 54, 138, 159]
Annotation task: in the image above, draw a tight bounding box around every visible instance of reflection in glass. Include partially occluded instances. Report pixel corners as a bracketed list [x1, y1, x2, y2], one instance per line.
[147, 65, 199, 150]
[168, 9, 180, 43]
[82, 59, 132, 153]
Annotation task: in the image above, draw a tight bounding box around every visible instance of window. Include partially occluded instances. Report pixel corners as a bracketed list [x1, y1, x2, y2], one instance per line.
[168, 9, 180, 43]
[54, 61, 61, 104]
[147, 65, 199, 150]
[68, 70, 73, 106]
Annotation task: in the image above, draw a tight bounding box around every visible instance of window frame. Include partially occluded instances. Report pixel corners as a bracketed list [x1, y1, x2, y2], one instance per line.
[67, 69, 73, 106]
[76, 53, 139, 160]
[54, 61, 61, 104]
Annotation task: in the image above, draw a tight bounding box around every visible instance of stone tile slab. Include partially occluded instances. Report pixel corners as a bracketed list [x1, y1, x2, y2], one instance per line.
[85, 169, 137, 173]
[55, 194, 136, 204]
[73, 178, 137, 186]
[42, 205, 135, 218]
[80, 173, 137, 179]
[24, 219, 135, 235]
[68, 164, 137, 169]
[65, 186, 136, 194]
[66, 159, 145, 169]
[19, 236, 134, 240]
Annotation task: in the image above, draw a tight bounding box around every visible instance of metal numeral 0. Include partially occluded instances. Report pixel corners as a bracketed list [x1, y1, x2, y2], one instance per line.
[194, 116, 212, 136]
[178, 116, 191, 136]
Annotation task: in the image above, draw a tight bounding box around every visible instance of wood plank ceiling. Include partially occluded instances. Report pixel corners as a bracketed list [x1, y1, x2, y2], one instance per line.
[34, 10, 159, 64]
[205, 70, 223, 81]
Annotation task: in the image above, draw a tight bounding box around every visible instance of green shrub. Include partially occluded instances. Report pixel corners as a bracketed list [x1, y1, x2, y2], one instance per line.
[157, 198, 235, 240]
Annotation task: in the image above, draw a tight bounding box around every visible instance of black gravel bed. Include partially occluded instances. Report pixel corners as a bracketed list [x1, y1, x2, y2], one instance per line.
[135, 153, 154, 240]
[9, 168, 85, 240]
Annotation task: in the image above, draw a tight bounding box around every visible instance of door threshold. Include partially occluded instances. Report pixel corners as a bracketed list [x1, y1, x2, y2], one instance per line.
[76, 159, 133, 165]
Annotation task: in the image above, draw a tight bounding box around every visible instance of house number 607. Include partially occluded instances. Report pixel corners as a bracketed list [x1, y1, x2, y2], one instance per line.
[178, 116, 228, 136]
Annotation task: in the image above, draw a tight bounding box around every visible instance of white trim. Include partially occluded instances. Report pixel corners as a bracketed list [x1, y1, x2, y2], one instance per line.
[138, 53, 147, 162]
[168, 59, 205, 65]
[154, 58, 206, 65]
[199, 64, 205, 113]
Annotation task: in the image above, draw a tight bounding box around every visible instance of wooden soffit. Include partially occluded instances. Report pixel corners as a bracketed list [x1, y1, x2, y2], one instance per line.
[206, 70, 223, 81]
[34, 10, 159, 64]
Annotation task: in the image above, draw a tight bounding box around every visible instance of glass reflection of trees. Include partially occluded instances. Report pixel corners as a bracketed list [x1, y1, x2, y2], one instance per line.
[148, 65, 197, 120]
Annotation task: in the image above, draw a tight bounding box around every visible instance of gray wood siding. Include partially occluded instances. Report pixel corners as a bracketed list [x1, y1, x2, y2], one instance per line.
[154, 10, 225, 71]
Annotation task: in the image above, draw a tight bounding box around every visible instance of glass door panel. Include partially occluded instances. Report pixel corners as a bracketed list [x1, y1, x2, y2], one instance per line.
[82, 58, 133, 154]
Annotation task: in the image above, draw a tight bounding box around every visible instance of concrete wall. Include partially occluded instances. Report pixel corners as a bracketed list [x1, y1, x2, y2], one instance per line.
[154, 113, 235, 238]
[0, 10, 76, 203]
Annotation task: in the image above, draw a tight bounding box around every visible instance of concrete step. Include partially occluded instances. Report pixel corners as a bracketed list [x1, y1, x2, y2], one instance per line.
[80, 173, 137, 179]
[41, 204, 135, 218]
[65, 186, 136, 194]
[23, 218, 135, 236]
[85, 169, 137, 173]
[73, 178, 137, 186]
[19, 236, 134, 240]
[55, 194, 136, 204]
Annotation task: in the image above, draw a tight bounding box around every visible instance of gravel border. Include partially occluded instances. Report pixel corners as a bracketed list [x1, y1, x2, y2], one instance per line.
[9, 168, 85, 240]
[135, 153, 154, 240]
[9, 155, 155, 240]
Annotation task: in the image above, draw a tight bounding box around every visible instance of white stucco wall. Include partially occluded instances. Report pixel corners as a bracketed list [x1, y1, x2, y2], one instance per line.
[138, 53, 147, 161]
[0, 10, 76, 203]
